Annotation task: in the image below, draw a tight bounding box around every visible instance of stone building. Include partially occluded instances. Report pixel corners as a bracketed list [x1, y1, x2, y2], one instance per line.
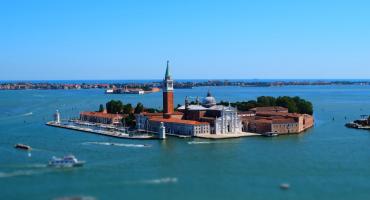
[177, 92, 243, 134]
[80, 111, 123, 125]
[135, 61, 242, 137]
[241, 109, 314, 134]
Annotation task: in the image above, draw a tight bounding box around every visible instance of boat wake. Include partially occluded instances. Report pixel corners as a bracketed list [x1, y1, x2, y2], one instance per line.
[0, 169, 49, 178]
[53, 195, 96, 200]
[188, 141, 231, 145]
[82, 142, 151, 148]
[24, 164, 48, 168]
[188, 141, 213, 144]
[142, 177, 178, 184]
[21, 112, 33, 116]
[123, 177, 178, 185]
[0, 164, 47, 169]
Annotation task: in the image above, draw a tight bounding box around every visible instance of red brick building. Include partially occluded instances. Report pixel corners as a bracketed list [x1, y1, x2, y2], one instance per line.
[80, 111, 124, 125]
[241, 107, 314, 135]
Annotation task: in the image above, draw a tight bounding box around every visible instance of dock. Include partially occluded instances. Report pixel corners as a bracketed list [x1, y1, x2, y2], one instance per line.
[46, 121, 261, 140]
[46, 121, 157, 140]
[195, 132, 261, 139]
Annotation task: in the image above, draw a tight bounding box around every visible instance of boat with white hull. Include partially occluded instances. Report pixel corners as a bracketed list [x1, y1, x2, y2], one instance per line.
[48, 155, 85, 168]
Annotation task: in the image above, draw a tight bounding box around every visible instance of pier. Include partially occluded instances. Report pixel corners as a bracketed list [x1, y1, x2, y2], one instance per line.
[46, 121, 157, 140]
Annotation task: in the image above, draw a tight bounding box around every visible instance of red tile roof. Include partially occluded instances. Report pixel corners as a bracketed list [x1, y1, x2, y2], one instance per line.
[80, 112, 124, 119]
[256, 112, 302, 118]
[251, 119, 273, 124]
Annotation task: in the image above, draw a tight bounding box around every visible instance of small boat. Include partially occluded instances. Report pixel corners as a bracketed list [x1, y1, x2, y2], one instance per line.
[48, 155, 85, 168]
[14, 143, 32, 151]
[263, 132, 279, 137]
[280, 183, 290, 190]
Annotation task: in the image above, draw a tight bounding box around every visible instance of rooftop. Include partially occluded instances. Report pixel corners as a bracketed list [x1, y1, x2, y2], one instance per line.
[256, 111, 302, 118]
[150, 117, 209, 126]
[80, 111, 124, 119]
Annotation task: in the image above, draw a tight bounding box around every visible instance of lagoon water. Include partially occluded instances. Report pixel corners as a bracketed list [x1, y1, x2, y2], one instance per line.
[1, 85, 370, 200]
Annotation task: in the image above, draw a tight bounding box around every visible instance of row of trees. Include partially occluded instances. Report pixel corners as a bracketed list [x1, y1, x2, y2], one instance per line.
[219, 96, 313, 115]
[98, 100, 161, 127]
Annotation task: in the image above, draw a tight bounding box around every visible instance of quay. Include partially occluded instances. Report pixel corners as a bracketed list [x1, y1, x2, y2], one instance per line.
[195, 132, 261, 139]
[46, 121, 157, 140]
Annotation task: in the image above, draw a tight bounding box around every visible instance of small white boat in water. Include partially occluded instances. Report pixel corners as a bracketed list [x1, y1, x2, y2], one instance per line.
[48, 155, 85, 168]
[263, 132, 279, 137]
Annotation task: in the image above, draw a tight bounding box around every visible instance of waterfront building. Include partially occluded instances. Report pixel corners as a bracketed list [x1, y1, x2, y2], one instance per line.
[241, 109, 314, 134]
[135, 61, 241, 137]
[135, 61, 313, 137]
[148, 118, 210, 136]
[80, 111, 123, 125]
[178, 91, 243, 134]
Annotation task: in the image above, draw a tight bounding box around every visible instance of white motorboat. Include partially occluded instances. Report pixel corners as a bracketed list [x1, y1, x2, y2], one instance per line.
[48, 155, 85, 168]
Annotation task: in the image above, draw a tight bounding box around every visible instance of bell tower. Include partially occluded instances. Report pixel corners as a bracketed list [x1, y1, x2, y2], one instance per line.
[163, 60, 174, 118]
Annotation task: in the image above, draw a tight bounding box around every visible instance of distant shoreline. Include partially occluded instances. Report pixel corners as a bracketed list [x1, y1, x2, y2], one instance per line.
[1, 80, 370, 90]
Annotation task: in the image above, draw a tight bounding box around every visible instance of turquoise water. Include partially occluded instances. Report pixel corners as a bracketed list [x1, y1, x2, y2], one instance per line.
[1, 86, 370, 200]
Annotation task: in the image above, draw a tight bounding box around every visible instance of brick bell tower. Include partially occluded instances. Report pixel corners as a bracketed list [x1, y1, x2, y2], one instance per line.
[163, 60, 174, 118]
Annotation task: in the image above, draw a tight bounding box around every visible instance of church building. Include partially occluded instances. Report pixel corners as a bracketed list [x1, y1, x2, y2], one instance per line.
[135, 61, 243, 137]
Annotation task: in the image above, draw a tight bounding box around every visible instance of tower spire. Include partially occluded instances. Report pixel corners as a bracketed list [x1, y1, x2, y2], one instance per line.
[165, 60, 171, 78]
[163, 60, 174, 117]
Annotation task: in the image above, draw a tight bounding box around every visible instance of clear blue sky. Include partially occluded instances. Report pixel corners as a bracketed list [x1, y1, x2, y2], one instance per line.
[1, 0, 370, 80]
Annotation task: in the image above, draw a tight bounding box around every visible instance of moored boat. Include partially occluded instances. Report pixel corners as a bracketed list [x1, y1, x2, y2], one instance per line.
[262, 132, 279, 137]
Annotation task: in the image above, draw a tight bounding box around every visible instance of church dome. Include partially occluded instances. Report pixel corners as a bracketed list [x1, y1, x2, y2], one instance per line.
[202, 91, 217, 108]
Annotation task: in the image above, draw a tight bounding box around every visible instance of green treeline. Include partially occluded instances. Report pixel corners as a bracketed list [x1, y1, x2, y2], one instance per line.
[100, 100, 161, 127]
[219, 96, 313, 115]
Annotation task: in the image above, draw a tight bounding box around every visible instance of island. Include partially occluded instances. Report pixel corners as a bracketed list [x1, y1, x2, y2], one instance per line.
[46, 61, 314, 140]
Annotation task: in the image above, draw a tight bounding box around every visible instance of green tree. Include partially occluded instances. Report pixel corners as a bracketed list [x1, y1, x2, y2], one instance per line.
[296, 98, 313, 115]
[134, 102, 144, 114]
[122, 113, 136, 127]
[218, 96, 313, 114]
[257, 96, 276, 107]
[122, 103, 133, 114]
[106, 100, 124, 114]
[276, 96, 298, 113]
[98, 104, 104, 112]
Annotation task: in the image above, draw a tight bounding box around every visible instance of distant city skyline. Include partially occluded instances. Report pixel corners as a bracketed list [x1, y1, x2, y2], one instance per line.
[1, 0, 370, 80]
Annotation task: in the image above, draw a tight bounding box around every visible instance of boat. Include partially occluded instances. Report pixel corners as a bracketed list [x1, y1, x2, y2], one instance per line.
[263, 132, 279, 137]
[280, 183, 290, 190]
[14, 143, 32, 151]
[48, 155, 85, 168]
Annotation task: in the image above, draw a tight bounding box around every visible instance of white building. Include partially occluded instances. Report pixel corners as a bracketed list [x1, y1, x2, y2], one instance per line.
[178, 91, 243, 135]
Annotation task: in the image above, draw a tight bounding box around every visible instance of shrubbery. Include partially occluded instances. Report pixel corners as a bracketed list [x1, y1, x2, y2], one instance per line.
[219, 96, 313, 115]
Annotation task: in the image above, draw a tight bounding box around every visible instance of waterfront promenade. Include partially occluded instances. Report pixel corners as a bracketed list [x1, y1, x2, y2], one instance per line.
[195, 132, 261, 139]
[46, 121, 156, 140]
[47, 121, 261, 140]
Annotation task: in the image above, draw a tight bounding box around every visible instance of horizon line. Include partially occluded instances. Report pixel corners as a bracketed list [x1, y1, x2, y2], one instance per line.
[2, 78, 370, 82]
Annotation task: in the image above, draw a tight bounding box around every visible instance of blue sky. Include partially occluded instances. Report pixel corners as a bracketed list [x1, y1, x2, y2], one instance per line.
[1, 0, 370, 80]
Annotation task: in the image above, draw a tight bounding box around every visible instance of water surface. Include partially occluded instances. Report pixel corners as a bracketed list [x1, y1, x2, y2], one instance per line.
[1, 85, 370, 200]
